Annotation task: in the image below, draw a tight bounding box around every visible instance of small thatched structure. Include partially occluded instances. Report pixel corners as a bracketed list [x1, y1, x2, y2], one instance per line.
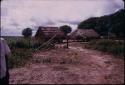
[69, 29, 100, 41]
[35, 26, 65, 42]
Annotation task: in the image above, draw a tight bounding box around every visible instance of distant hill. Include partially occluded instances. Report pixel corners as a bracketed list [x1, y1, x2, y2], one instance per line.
[78, 9, 125, 38]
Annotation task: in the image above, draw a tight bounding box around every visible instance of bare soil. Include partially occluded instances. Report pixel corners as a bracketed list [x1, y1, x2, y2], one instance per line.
[9, 42, 124, 84]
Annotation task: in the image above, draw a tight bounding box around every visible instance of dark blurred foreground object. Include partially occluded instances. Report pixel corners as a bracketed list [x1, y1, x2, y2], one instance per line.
[0, 38, 11, 84]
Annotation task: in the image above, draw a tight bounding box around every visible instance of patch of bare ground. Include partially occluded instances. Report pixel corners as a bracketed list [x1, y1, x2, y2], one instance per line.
[9, 42, 124, 84]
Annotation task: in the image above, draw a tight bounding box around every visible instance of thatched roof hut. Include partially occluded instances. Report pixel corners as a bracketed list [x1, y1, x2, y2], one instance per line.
[35, 26, 65, 41]
[69, 29, 100, 40]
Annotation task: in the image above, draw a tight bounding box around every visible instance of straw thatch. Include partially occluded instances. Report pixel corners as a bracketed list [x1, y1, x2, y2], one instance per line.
[35, 26, 65, 42]
[69, 29, 100, 40]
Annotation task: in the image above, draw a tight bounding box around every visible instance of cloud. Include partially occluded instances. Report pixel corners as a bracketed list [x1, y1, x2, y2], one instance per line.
[1, 0, 124, 36]
[58, 20, 80, 25]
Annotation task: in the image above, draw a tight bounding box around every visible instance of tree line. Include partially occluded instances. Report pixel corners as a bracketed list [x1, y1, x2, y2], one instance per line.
[78, 9, 125, 39]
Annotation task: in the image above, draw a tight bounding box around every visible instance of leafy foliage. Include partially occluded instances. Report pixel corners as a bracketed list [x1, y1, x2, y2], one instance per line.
[22, 28, 32, 38]
[59, 25, 72, 48]
[78, 9, 125, 38]
[60, 25, 72, 35]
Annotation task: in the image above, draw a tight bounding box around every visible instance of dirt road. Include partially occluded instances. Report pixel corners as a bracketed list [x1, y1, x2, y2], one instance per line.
[9, 42, 124, 84]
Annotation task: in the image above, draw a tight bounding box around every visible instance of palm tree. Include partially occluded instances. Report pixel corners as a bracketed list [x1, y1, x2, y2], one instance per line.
[60, 25, 72, 48]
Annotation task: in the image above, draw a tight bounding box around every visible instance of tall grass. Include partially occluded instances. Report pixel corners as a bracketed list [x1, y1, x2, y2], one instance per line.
[4, 36, 55, 68]
[8, 48, 32, 68]
[5, 37, 34, 68]
[85, 39, 124, 57]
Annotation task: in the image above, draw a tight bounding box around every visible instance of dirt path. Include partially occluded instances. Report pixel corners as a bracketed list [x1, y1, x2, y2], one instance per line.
[9, 42, 124, 84]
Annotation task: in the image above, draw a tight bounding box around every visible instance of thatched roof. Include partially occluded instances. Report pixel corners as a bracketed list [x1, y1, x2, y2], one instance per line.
[35, 26, 65, 39]
[70, 29, 100, 39]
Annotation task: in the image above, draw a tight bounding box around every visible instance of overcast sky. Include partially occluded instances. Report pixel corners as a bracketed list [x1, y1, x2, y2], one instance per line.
[1, 0, 124, 36]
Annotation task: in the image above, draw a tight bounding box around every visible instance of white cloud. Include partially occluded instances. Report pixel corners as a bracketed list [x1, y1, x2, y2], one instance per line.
[1, 0, 124, 36]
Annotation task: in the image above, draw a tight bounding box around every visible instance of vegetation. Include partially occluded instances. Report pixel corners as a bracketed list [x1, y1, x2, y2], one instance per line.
[22, 28, 32, 38]
[85, 39, 124, 57]
[60, 25, 72, 48]
[4, 37, 33, 68]
[4, 35, 56, 68]
[78, 9, 125, 39]
[8, 48, 32, 68]
[22, 28, 33, 48]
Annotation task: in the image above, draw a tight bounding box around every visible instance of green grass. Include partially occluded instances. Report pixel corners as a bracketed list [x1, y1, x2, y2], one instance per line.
[8, 48, 32, 68]
[85, 39, 124, 57]
[3, 36, 55, 68]
[3, 36, 34, 68]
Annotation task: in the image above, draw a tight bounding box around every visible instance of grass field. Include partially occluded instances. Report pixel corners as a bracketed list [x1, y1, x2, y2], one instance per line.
[84, 39, 124, 58]
[3, 36, 34, 68]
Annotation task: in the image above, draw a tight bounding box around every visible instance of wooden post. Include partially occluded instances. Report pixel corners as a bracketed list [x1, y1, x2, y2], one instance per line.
[66, 36, 69, 48]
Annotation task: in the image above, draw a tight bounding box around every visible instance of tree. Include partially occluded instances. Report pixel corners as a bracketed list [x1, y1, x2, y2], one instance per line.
[60, 25, 72, 48]
[22, 28, 32, 38]
[22, 28, 32, 48]
[78, 17, 98, 29]
[78, 9, 125, 38]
